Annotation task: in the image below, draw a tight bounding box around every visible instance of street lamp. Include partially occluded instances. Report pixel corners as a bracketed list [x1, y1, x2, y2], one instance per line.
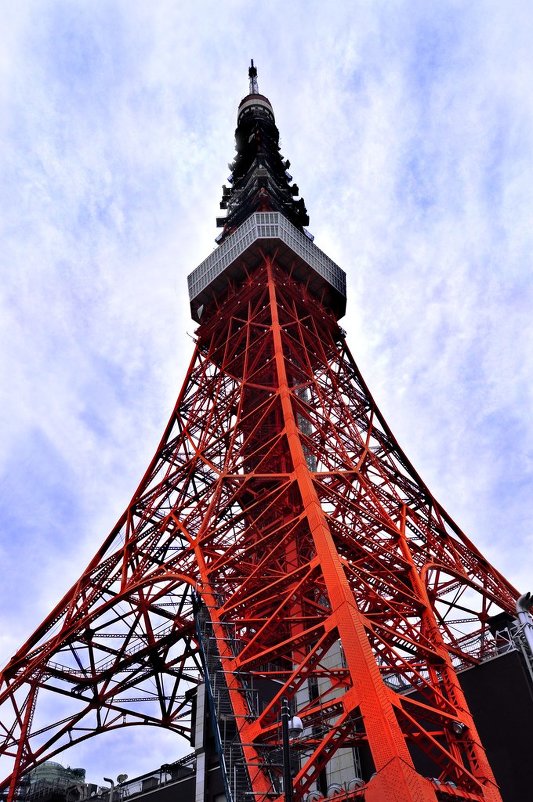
[102, 778, 114, 802]
[103, 774, 128, 802]
[281, 698, 304, 802]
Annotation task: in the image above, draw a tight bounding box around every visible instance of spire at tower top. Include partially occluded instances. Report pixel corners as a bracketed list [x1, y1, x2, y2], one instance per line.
[215, 62, 309, 242]
[248, 59, 259, 95]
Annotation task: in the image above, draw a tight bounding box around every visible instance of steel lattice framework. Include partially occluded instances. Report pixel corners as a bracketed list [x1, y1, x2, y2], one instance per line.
[0, 65, 522, 802]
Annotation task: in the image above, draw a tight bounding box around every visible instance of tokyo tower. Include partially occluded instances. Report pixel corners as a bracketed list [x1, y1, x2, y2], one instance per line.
[0, 62, 527, 802]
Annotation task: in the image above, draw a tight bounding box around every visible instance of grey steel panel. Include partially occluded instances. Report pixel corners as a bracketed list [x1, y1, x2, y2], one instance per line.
[187, 212, 346, 303]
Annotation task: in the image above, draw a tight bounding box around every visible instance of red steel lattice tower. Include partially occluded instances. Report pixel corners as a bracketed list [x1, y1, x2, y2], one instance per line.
[0, 63, 524, 802]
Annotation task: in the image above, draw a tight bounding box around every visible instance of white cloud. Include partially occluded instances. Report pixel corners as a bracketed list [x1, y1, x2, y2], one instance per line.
[0, 0, 532, 784]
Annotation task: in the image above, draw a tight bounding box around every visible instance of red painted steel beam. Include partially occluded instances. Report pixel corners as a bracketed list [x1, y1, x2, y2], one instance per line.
[0, 255, 515, 802]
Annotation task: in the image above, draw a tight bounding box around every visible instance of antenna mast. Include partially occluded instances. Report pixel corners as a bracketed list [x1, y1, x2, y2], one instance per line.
[248, 59, 259, 94]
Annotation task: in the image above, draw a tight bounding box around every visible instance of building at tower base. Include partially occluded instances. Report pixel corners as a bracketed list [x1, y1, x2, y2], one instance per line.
[22, 645, 529, 802]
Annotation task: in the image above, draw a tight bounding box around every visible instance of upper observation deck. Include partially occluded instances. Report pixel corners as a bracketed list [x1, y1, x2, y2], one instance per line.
[187, 211, 346, 323]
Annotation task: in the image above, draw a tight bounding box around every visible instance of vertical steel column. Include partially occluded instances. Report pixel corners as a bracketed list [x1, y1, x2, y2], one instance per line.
[281, 698, 293, 802]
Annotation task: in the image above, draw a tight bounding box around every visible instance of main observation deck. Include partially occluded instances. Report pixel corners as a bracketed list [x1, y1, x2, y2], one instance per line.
[187, 212, 347, 323]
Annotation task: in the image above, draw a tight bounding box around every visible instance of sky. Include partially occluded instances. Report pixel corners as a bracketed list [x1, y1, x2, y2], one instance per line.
[0, 0, 532, 786]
